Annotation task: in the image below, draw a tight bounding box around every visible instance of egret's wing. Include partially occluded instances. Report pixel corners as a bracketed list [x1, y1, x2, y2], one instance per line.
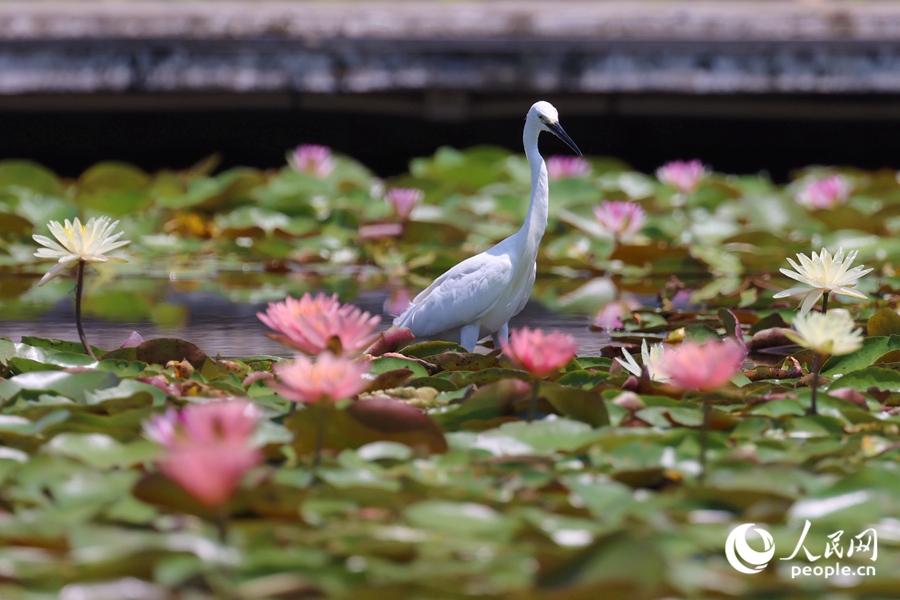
[394, 252, 513, 337]
[511, 262, 537, 316]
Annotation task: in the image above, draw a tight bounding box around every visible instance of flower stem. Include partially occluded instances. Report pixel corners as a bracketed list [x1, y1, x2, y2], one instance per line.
[808, 352, 823, 416]
[215, 506, 229, 544]
[527, 380, 540, 422]
[698, 398, 710, 485]
[313, 404, 327, 470]
[75, 260, 96, 360]
[800, 292, 831, 416]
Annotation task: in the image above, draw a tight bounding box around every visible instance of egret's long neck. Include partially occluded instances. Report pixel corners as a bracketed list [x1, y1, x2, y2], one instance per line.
[519, 119, 548, 255]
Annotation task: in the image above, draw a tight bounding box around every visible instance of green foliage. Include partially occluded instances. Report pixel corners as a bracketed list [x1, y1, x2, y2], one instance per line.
[5, 150, 900, 599]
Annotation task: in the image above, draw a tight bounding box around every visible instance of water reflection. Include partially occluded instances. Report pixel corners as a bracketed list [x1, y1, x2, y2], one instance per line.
[1, 276, 611, 358]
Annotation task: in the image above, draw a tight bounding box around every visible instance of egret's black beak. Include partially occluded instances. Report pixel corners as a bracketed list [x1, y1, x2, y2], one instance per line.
[548, 121, 581, 156]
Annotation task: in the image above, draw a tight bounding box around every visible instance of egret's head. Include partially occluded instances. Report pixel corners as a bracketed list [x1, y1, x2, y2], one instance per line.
[529, 101, 581, 156]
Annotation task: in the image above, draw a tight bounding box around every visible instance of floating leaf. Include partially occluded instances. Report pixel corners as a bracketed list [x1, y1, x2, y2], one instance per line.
[867, 308, 900, 337]
[400, 341, 467, 358]
[103, 338, 208, 369]
[286, 400, 447, 457]
[821, 335, 900, 377]
[404, 501, 514, 539]
[0, 370, 119, 403]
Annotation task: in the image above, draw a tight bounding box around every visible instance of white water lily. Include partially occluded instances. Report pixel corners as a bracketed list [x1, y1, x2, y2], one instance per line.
[785, 309, 863, 356]
[33, 217, 130, 285]
[773, 247, 872, 316]
[615, 339, 670, 383]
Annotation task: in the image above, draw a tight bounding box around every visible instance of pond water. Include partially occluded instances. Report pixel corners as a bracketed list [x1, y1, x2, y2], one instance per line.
[0, 273, 612, 358]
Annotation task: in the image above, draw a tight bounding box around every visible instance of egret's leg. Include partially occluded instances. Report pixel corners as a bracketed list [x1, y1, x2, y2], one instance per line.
[460, 323, 480, 352]
[492, 322, 509, 348]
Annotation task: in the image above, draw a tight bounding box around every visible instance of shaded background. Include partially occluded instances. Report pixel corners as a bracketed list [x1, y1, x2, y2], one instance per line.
[5, 95, 900, 181]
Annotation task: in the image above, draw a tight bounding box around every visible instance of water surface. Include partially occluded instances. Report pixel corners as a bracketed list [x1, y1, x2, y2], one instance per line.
[1, 276, 611, 358]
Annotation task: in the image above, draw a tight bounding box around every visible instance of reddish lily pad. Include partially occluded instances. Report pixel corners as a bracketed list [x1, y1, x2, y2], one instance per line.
[286, 400, 447, 456]
[103, 338, 208, 369]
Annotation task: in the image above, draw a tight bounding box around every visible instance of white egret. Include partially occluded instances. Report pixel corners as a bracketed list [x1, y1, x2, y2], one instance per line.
[394, 101, 581, 351]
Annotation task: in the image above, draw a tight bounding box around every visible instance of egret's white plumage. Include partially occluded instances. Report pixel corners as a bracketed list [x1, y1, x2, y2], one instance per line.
[394, 101, 581, 351]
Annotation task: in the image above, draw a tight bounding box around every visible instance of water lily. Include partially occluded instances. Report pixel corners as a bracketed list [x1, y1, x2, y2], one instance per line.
[384, 287, 413, 317]
[273, 352, 370, 467]
[257, 292, 381, 355]
[592, 200, 646, 239]
[33, 216, 129, 286]
[272, 351, 370, 405]
[593, 298, 640, 330]
[32, 216, 130, 359]
[786, 308, 863, 356]
[795, 175, 851, 210]
[661, 338, 745, 483]
[503, 327, 579, 379]
[385, 187, 423, 221]
[143, 400, 262, 509]
[661, 339, 745, 392]
[503, 327, 578, 422]
[656, 159, 707, 194]
[773, 247, 872, 316]
[616, 339, 669, 383]
[547, 155, 591, 180]
[287, 144, 335, 178]
[785, 309, 863, 416]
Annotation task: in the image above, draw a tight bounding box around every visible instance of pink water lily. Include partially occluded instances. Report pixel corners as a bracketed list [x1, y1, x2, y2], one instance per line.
[385, 187, 423, 221]
[656, 159, 707, 194]
[547, 156, 591, 180]
[257, 292, 381, 355]
[143, 400, 262, 507]
[660, 339, 745, 392]
[593, 298, 641, 330]
[503, 327, 579, 378]
[272, 351, 370, 404]
[287, 144, 335, 178]
[795, 175, 851, 210]
[592, 200, 646, 238]
[384, 287, 413, 317]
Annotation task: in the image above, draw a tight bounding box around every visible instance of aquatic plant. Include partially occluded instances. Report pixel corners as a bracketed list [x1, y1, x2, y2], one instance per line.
[786, 309, 863, 415]
[32, 216, 129, 358]
[257, 292, 380, 355]
[773, 247, 872, 316]
[592, 200, 646, 240]
[662, 338, 746, 481]
[273, 351, 370, 466]
[547, 155, 591, 180]
[795, 174, 851, 209]
[385, 187, 424, 221]
[503, 327, 578, 421]
[272, 351, 370, 405]
[592, 298, 640, 329]
[287, 143, 335, 178]
[661, 339, 745, 392]
[655, 158, 707, 193]
[143, 400, 262, 508]
[616, 338, 669, 383]
[503, 327, 578, 379]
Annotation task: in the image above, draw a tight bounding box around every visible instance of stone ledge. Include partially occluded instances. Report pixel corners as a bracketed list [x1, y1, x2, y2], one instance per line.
[3, 2, 900, 97]
[1, 1, 900, 42]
